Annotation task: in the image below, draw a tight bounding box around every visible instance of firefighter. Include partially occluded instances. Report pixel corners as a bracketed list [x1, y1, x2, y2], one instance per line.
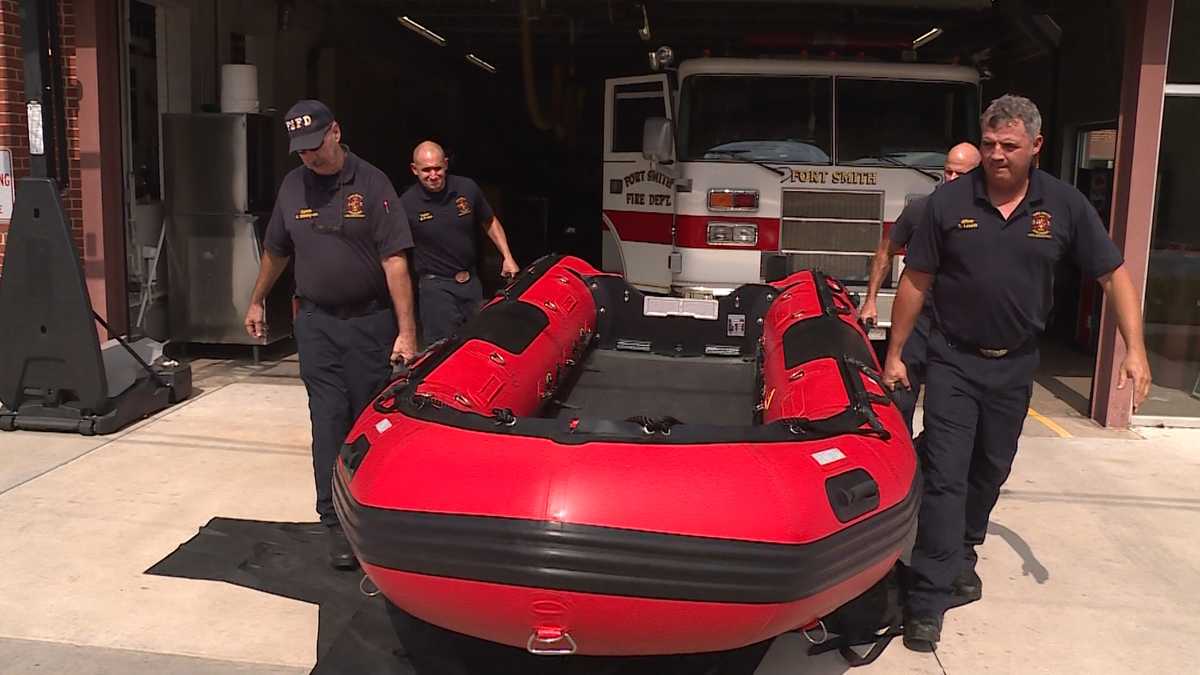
[881, 95, 1152, 651]
[401, 141, 519, 346]
[245, 99, 418, 570]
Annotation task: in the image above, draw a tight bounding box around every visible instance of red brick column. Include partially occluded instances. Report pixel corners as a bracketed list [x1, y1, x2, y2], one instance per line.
[1091, 0, 1173, 427]
[0, 0, 84, 276]
[0, 0, 32, 274]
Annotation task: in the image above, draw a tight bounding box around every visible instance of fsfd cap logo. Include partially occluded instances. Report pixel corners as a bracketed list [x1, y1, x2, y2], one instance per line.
[1028, 211, 1053, 239]
[455, 196, 472, 217]
[344, 192, 366, 218]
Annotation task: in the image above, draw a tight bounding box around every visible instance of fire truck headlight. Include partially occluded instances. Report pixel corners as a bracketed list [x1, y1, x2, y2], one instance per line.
[707, 222, 757, 246]
[707, 223, 732, 244]
[732, 224, 758, 244]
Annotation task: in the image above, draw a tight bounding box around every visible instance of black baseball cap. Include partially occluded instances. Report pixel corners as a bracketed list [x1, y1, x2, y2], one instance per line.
[284, 99, 334, 153]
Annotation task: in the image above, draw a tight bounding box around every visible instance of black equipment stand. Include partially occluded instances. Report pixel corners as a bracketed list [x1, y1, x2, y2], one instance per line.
[0, 178, 191, 435]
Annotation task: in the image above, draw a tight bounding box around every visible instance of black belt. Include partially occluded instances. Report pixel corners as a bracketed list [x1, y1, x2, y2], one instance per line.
[300, 297, 389, 320]
[942, 332, 1035, 359]
[421, 270, 473, 282]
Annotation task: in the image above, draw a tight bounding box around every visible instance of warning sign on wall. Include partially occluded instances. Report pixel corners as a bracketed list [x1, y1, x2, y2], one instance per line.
[0, 149, 14, 224]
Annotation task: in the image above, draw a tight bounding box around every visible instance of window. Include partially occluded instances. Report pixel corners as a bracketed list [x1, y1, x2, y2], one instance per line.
[836, 79, 978, 168]
[1167, 0, 1200, 84]
[678, 75, 833, 164]
[611, 82, 667, 154]
[1139, 96, 1200, 417]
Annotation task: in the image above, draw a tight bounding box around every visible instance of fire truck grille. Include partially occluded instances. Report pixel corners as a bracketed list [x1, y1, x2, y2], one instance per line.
[779, 220, 882, 253]
[781, 190, 883, 221]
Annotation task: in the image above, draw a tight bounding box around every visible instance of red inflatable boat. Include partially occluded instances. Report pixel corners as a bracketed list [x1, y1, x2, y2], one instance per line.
[333, 255, 917, 656]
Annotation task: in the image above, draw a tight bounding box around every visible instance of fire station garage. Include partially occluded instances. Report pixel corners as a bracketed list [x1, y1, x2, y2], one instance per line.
[2, 0, 1189, 428]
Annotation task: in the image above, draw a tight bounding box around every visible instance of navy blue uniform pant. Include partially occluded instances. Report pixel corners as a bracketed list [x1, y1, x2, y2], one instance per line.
[891, 308, 933, 435]
[906, 327, 1036, 619]
[294, 301, 397, 526]
[419, 274, 483, 346]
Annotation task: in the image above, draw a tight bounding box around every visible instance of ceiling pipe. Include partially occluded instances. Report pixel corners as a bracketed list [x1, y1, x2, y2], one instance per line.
[520, 0, 554, 132]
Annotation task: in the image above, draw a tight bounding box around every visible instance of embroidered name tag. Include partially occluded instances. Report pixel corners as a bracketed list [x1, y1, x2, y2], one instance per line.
[958, 218, 978, 230]
[295, 208, 319, 220]
[418, 211, 433, 222]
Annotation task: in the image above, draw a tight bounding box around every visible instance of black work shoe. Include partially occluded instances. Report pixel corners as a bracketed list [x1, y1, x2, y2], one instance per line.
[903, 616, 941, 652]
[950, 568, 983, 607]
[327, 524, 358, 571]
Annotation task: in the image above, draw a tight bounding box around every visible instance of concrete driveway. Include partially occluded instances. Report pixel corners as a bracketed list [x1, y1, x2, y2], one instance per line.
[1, 356, 1196, 674]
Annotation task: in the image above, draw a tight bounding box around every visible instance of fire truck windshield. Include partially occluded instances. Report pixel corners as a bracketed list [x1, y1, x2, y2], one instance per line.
[837, 79, 979, 168]
[678, 75, 978, 168]
[678, 75, 834, 164]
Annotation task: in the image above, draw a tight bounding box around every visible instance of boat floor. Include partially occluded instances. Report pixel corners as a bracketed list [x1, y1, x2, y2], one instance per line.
[549, 349, 757, 427]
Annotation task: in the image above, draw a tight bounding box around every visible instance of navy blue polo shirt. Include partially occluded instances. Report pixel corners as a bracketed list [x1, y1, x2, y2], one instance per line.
[400, 175, 495, 277]
[889, 194, 929, 247]
[890, 194, 935, 326]
[905, 167, 1123, 349]
[264, 149, 413, 307]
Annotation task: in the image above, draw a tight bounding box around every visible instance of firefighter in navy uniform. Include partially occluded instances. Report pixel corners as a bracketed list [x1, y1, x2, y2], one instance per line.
[245, 100, 418, 570]
[401, 140, 519, 346]
[881, 95, 1152, 651]
[860, 142, 981, 433]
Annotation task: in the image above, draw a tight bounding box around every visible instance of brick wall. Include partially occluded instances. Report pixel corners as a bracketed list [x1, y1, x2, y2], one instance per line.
[0, 0, 82, 275]
[0, 0, 27, 273]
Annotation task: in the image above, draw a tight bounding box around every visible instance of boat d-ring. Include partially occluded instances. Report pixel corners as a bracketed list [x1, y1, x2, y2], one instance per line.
[490, 352, 506, 365]
[526, 628, 577, 655]
[801, 620, 828, 645]
[359, 575, 380, 598]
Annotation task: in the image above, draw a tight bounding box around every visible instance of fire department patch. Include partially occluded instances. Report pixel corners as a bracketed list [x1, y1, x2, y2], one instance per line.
[1029, 210, 1053, 239]
[344, 192, 366, 218]
[455, 196, 472, 217]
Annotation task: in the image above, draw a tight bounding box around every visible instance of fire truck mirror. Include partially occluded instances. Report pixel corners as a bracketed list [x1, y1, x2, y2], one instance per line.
[642, 117, 674, 168]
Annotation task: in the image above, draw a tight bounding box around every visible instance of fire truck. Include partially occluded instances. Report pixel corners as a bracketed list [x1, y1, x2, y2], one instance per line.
[602, 51, 980, 338]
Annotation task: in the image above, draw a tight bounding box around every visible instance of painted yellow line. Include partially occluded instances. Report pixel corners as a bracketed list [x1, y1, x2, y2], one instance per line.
[1027, 407, 1072, 439]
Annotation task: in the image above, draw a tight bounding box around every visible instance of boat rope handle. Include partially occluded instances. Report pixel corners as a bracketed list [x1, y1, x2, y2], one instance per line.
[492, 408, 517, 426]
[626, 415, 682, 435]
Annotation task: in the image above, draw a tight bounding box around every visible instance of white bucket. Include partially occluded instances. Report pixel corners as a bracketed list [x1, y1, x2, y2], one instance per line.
[220, 64, 259, 113]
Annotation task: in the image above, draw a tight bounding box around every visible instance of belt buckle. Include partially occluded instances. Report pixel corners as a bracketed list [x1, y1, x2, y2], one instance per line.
[978, 347, 1009, 358]
[454, 270, 471, 284]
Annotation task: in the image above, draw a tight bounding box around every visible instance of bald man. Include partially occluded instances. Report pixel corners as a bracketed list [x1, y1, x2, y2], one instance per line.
[401, 141, 519, 345]
[860, 142, 981, 433]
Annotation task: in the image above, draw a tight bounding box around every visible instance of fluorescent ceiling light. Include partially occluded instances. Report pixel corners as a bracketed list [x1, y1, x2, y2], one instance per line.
[465, 53, 497, 74]
[398, 16, 447, 47]
[912, 27, 943, 49]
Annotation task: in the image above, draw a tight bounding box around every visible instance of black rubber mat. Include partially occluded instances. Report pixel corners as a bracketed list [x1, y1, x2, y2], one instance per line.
[147, 517, 771, 674]
[553, 350, 756, 427]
